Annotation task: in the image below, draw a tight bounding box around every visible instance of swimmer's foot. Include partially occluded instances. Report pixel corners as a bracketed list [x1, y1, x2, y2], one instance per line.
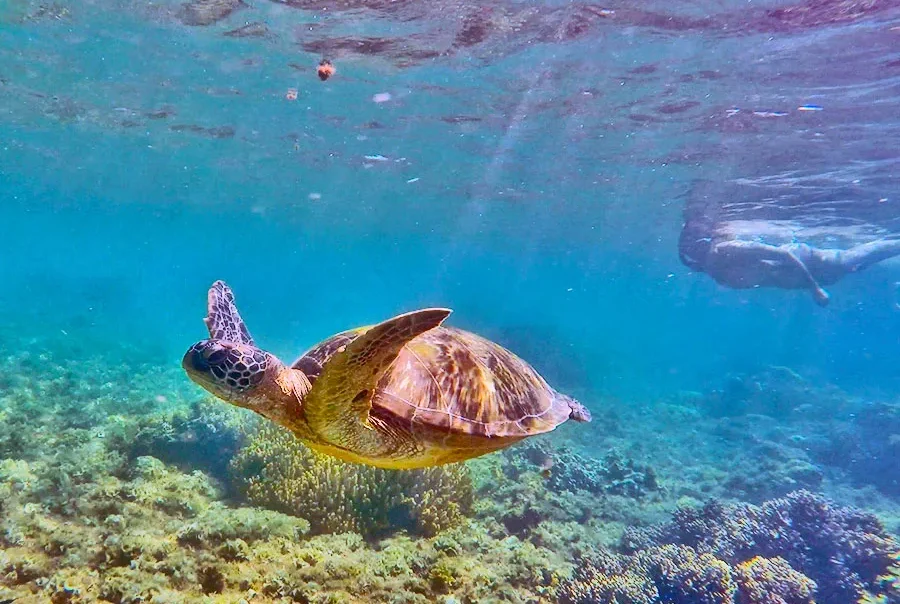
[813, 287, 830, 307]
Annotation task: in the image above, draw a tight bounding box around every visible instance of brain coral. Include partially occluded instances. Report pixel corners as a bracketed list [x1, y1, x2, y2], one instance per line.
[229, 422, 474, 538]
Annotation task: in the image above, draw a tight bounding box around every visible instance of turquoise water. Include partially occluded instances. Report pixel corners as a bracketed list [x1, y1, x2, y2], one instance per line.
[2, 1, 900, 602]
[4, 1, 899, 399]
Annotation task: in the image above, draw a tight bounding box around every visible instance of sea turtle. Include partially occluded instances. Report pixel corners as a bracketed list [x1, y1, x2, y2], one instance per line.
[182, 280, 591, 469]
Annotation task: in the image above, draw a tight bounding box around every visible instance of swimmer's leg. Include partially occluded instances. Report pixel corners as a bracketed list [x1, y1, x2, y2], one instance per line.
[836, 239, 900, 272]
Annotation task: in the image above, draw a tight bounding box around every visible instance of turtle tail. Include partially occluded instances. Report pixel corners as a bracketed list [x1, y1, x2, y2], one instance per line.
[558, 393, 591, 423]
[204, 280, 255, 345]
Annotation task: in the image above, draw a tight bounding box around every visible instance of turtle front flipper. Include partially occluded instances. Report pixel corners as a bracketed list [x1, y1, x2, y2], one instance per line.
[204, 280, 254, 345]
[305, 308, 451, 443]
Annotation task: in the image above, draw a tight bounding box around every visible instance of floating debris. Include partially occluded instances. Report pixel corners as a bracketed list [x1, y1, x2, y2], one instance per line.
[317, 59, 336, 81]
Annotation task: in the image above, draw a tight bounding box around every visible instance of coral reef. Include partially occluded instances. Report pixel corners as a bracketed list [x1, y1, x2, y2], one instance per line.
[813, 400, 900, 497]
[0, 450, 567, 603]
[557, 546, 818, 604]
[735, 556, 816, 604]
[0, 343, 196, 463]
[510, 439, 660, 498]
[0, 452, 307, 602]
[470, 438, 665, 542]
[2, 335, 900, 603]
[696, 366, 852, 420]
[559, 489, 900, 604]
[124, 396, 248, 484]
[620, 490, 900, 604]
[230, 422, 474, 538]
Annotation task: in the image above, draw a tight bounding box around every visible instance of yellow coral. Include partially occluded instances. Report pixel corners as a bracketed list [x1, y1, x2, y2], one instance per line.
[734, 556, 815, 604]
[230, 422, 474, 537]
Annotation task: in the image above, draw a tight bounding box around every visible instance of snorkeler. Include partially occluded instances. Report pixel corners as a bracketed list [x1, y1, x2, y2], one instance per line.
[679, 230, 900, 306]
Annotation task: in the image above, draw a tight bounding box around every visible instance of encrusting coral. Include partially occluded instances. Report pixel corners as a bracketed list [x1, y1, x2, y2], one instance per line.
[230, 421, 475, 538]
[0, 450, 567, 603]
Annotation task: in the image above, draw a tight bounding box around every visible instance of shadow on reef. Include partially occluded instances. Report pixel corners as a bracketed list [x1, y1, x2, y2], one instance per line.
[696, 366, 843, 420]
[559, 490, 900, 604]
[127, 398, 245, 488]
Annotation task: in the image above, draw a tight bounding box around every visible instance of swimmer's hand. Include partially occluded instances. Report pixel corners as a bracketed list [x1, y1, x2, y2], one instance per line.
[813, 286, 830, 307]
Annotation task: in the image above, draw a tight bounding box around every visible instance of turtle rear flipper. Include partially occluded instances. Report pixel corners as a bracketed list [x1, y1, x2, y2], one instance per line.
[204, 280, 255, 345]
[306, 308, 451, 434]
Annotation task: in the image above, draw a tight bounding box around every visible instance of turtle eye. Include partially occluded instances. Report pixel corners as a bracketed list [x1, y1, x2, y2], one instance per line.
[206, 349, 228, 365]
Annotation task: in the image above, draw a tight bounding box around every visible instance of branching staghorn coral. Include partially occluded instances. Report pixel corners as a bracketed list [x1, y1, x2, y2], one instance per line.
[229, 422, 474, 538]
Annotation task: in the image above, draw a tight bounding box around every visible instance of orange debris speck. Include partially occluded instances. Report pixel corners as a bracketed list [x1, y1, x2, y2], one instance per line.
[317, 59, 335, 81]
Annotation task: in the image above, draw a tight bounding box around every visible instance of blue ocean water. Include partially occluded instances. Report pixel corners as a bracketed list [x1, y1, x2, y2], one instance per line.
[2, 0, 900, 601]
[3, 1, 899, 399]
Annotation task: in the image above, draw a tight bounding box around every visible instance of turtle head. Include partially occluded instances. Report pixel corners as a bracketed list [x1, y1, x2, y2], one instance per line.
[182, 339, 278, 406]
[182, 280, 307, 417]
